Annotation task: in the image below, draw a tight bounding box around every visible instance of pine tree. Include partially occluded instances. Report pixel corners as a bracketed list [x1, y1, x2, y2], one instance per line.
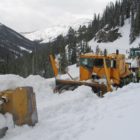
[67, 27, 77, 64]
[134, 4, 140, 36]
[56, 35, 68, 73]
[130, 5, 136, 43]
[120, 14, 124, 26]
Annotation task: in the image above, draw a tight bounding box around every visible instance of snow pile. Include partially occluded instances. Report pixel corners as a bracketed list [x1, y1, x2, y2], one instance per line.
[89, 19, 140, 55]
[0, 113, 13, 129]
[0, 72, 140, 140]
[23, 18, 91, 43]
[0, 114, 6, 129]
[57, 64, 79, 80]
[126, 58, 138, 68]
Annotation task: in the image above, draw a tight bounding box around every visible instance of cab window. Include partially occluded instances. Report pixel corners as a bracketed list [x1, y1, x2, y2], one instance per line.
[80, 58, 93, 68]
[94, 59, 103, 67]
[80, 58, 115, 68]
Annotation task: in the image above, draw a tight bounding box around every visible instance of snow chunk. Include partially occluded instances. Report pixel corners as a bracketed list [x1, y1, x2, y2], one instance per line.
[0, 113, 13, 129]
[0, 114, 6, 129]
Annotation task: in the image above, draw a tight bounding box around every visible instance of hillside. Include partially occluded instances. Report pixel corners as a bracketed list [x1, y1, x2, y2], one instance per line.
[23, 18, 92, 43]
[0, 23, 36, 61]
[89, 19, 140, 54]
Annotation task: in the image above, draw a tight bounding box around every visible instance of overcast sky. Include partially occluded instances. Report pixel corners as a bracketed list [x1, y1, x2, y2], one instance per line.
[0, 0, 116, 32]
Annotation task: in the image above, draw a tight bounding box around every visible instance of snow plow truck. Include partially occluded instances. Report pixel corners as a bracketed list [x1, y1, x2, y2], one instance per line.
[50, 50, 133, 96]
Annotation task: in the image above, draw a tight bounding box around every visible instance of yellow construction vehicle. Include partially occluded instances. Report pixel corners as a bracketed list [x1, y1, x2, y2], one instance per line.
[50, 50, 133, 96]
[0, 86, 38, 138]
[0, 86, 38, 126]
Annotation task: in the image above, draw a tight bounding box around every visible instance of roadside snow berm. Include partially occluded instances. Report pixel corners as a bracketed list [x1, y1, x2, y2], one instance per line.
[0, 87, 38, 126]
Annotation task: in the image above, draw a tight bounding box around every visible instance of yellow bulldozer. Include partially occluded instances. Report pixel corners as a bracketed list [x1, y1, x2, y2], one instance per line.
[50, 50, 133, 96]
[0, 87, 38, 138]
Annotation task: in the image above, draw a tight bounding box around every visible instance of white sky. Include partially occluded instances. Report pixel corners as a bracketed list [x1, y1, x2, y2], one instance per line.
[0, 0, 116, 32]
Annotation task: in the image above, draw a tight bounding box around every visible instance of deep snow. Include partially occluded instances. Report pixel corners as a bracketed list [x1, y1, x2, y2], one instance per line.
[0, 73, 140, 140]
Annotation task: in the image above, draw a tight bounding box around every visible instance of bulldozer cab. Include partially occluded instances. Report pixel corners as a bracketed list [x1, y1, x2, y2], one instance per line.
[79, 53, 131, 87]
[79, 54, 116, 81]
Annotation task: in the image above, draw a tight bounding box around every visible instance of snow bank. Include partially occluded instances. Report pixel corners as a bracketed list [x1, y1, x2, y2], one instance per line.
[0, 113, 13, 129]
[126, 58, 138, 68]
[0, 73, 140, 140]
[0, 114, 6, 129]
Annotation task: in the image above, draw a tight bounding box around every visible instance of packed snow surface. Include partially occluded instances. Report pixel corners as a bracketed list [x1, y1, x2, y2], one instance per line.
[0, 70, 140, 140]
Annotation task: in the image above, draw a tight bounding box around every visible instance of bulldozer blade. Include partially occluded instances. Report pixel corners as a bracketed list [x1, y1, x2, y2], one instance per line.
[54, 79, 107, 96]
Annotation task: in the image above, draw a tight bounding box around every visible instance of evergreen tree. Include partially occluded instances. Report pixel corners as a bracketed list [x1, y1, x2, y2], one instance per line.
[130, 5, 136, 43]
[134, 4, 140, 36]
[56, 35, 68, 73]
[67, 27, 77, 64]
[120, 14, 124, 26]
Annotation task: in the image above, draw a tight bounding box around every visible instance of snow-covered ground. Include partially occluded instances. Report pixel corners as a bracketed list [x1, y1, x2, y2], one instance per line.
[0, 63, 140, 140]
[89, 19, 140, 55]
[23, 18, 91, 43]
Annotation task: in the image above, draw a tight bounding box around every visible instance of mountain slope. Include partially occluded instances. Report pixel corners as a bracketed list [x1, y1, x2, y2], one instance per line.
[0, 23, 35, 61]
[23, 18, 92, 43]
[89, 19, 140, 55]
